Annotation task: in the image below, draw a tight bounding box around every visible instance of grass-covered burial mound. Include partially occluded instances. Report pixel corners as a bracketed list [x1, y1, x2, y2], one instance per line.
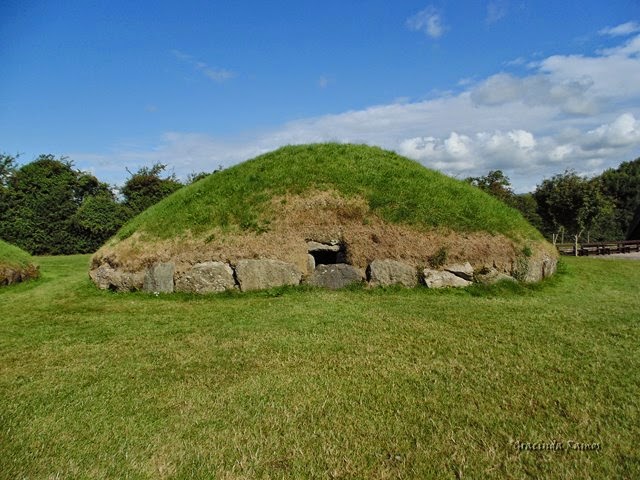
[0, 239, 39, 286]
[90, 144, 557, 293]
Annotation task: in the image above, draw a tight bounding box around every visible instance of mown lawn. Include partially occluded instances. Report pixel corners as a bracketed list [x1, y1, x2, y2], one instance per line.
[0, 255, 638, 479]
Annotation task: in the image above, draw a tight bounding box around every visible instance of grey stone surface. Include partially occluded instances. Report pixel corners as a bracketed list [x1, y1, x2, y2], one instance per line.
[422, 268, 472, 288]
[143, 262, 175, 293]
[175, 261, 236, 293]
[89, 265, 113, 290]
[306, 254, 316, 275]
[543, 257, 558, 278]
[476, 269, 517, 285]
[367, 259, 417, 287]
[90, 264, 144, 292]
[444, 262, 474, 281]
[235, 259, 302, 292]
[513, 256, 558, 283]
[307, 240, 340, 252]
[307, 263, 364, 289]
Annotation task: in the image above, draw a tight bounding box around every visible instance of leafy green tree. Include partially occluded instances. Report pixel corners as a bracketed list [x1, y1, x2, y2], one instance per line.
[72, 191, 129, 251]
[121, 163, 183, 217]
[0, 154, 18, 223]
[465, 170, 513, 203]
[0, 155, 115, 254]
[534, 170, 612, 246]
[596, 157, 640, 239]
[0, 153, 17, 187]
[466, 170, 544, 231]
[511, 193, 543, 231]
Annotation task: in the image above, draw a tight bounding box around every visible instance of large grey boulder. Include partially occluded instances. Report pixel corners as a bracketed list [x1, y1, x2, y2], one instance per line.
[422, 268, 472, 288]
[444, 262, 474, 281]
[143, 262, 175, 293]
[307, 263, 364, 289]
[90, 264, 144, 292]
[517, 255, 558, 283]
[235, 259, 302, 292]
[367, 259, 417, 287]
[542, 257, 557, 279]
[476, 268, 517, 285]
[175, 261, 236, 293]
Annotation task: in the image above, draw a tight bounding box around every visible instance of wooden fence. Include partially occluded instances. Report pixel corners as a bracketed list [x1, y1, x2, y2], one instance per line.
[556, 239, 640, 256]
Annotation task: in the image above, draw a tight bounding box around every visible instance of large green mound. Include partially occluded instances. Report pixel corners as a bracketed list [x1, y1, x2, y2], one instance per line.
[93, 143, 557, 292]
[117, 143, 541, 242]
[0, 239, 39, 286]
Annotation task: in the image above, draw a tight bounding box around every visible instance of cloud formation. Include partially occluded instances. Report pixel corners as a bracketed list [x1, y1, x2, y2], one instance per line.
[76, 32, 640, 193]
[170, 49, 236, 83]
[599, 21, 640, 37]
[406, 6, 447, 39]
[486, 0, 509, 24]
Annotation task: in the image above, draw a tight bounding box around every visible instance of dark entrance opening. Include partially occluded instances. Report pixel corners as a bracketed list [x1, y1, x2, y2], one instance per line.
[311, 249, 343, 265]
[308, 241, 347, 265]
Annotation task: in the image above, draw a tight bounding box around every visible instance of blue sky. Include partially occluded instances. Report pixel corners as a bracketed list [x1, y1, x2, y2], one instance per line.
[1, 1, 640, 191]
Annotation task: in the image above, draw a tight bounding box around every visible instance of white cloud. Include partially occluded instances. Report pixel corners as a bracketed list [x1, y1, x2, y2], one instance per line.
[486, 0, 508, 24]
[171, 49, 236, 83]
[76, 34, 640, 193]
[582, 113, 640, 150]
[539, 36, 640, 101]
[406, 6, 447, 39]
[599, 21, 640, 37]
[470, 72, 598, 115]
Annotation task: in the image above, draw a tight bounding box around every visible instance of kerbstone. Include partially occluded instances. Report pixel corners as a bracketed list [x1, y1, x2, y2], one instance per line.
[444, 262, 474, 281]
[235, 259, 302, 292]
[307, 263, 364, 289]
[367, 259, 417, 287]
[143, 262, 175, 293]
[175, 261, 236, 293]
[422, 268, 472, 288]
[90, 264, 144, 292]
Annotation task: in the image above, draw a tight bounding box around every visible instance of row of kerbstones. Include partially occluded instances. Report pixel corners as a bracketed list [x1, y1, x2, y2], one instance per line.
[139, 258, 516, 294]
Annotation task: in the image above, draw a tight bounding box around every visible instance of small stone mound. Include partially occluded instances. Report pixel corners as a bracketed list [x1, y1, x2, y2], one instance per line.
[0, 263, 39, 286]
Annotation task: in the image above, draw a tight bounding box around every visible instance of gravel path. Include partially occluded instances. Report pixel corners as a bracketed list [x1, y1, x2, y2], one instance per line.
[593, 251, 640, 260]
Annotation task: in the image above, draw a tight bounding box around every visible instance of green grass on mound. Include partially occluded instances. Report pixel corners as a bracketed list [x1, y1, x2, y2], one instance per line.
[0, 239, 34, 269]
[0, 255, 638, 478]
[116, 144, 542, 242]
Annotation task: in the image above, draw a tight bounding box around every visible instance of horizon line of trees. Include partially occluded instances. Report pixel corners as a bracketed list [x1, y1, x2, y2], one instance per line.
[0, 153, 220, 255]
[1, 151, 639, 256]
[465, 157, 640, 246]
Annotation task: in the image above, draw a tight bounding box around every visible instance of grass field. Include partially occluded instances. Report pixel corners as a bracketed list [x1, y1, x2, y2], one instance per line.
[0, 255, 638, 479]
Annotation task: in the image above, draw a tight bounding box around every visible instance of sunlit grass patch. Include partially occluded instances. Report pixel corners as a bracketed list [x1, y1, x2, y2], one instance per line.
[0, 255, 638, 478]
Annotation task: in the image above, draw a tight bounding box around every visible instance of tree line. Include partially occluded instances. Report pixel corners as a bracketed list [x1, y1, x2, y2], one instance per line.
[0, 153, 216, 255]
[465, 157, 640, 245]
[1, 151, 639, 255]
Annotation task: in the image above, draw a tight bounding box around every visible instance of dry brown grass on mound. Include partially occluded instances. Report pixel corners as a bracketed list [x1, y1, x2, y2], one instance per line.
[93, 190, 538, 275]
[0, 263, 39, 286]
